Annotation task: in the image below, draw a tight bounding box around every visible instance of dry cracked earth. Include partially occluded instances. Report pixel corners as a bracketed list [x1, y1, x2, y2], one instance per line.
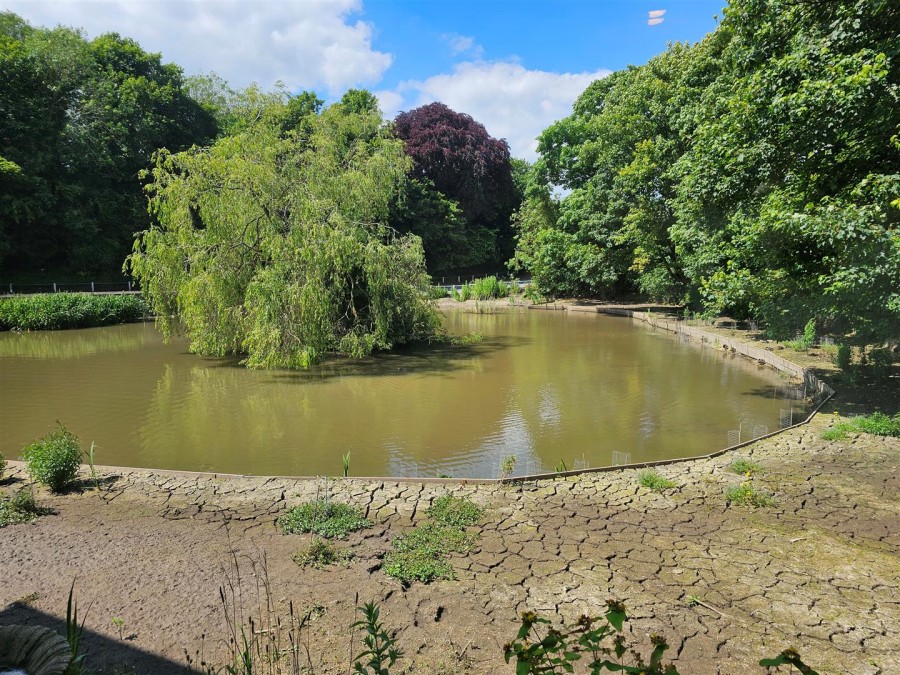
[1, 411, 898, 675]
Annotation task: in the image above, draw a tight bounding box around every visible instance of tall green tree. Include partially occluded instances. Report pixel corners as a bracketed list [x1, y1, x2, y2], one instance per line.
[128, 94, 440, 368]
[0, 13, 216, 277]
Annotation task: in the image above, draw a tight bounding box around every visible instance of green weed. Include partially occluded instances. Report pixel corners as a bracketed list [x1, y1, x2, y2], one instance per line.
[351, 601, 402, 675]
[384, 523, 475, 584]
[23, 423, 83, 492]
[637, 469, 677, 491]
[725, 482, 775, 508]
[292, 538, 351, 569]
[728, 458, 762, 476]
[821, 412, 900, 440]
[426, 495, 482, 527]
[0, 487, 47, 527]
[278, 499, 371, 539]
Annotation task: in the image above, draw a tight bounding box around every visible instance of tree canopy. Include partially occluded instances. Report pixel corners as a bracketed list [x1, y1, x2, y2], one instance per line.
[512, 0, 900, 342]
[127, 94, 441, 368]
[0, 12, 216, 278]
[392, 102, 521, 272]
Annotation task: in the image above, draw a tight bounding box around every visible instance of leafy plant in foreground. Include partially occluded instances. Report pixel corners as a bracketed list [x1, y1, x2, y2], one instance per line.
[351, 601, 401, 675]
[504, 600, 679, 674]
[23, 423, 83, 492]
[278, 499, 371, 539]
[65, 580, 87, 675]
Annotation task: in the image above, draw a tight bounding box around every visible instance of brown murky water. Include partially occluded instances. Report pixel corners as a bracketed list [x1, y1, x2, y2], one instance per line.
[0, 310, 799, 478]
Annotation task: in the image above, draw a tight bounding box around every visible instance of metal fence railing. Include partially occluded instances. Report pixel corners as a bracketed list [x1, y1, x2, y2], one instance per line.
[3, 281, 140, 296]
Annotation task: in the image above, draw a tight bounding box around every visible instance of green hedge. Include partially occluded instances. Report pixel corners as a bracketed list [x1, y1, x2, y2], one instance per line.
[0, 293, 148, 331]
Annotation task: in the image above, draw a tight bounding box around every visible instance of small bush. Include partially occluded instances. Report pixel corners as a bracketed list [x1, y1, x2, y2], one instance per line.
[728, 458, 762, 476]
[292, 538, 350, 569]
[0, 451, 5, 477]
[426, 495, 483, 527]
[0, 487, 43, 527]
[637, 469, 677, 491]
[427, 285, 449, 300]
[725, 483, 775, 508]
[0, 292, 147, 331]
[278, 499, 371, 539]
[835, 344, 852, 370]
[22, 424, 83, 492]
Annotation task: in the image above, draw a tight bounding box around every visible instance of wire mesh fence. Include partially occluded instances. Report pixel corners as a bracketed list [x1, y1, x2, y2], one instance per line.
[4, 281, 140, 295]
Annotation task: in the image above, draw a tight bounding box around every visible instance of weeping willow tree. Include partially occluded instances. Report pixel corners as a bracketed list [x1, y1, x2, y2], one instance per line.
[127, 90, 441, 368]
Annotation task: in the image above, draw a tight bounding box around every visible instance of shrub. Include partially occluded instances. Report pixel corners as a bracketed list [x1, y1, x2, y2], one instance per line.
[728, 458, 762, 476]
[278, 499, 371, 539]
[637, 469, 677, 491]
[426, 495, 483, 527]
[22, 424, 83, 492]
[0, 293, 148, 331]
[725, 482, 775, 508]
[835, 344, 852, 370]
[427, 285, 449, 300]
[0, 451, 5, 478]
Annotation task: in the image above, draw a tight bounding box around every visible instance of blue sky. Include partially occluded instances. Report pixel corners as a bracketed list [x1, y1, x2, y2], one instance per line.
[3, 0, 724, 158]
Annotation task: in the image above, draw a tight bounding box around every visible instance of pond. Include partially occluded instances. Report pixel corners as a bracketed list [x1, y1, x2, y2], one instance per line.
[0, 309, 802, 479]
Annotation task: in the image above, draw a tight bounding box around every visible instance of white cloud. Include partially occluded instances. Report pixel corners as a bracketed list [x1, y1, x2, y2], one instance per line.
[4, 0, 393, 94]
[394, 61, 611, 161]
[648, 17, 665, 26]
[648, 9, 667, 25]
[443, 33, 483, 58]
[375, 89, 404, 117]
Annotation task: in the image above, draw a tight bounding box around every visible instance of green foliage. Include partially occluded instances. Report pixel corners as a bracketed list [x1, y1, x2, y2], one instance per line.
[504, 601, 679, 674]
[342, 450, 351, 478]
[728, 458, 762, 476]
[835, 344, 852, 371]
[426, 495, 483, 527]
[384, 522, 476, 584]
[0, 450, 5, 477]
[0, 487, 45, 527]
[22, 423, 82, 492]
[824, 412, 900, 441]
[0, 293, 148, 331]
[278, 499, 371, 539]
[499, 455, 517, 480]
[513, 0, 900, 343]
[0, 13, 216, 277]
[352, 601, 401, 675]
[384, 494, 482, 584]
[128, 94, 441, 368]
[725, 482, 775, 508]
[554, 459, 568, 474]
[65, 580, 87, 675]
[637, 469, 677, 491]
[427, 285, 450, 300]
[292, 537, 350, 569]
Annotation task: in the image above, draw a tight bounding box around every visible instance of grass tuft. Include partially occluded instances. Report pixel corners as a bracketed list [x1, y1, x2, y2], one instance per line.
[292, 538, 351, 569]
[0, 487, 46, 527]
[820, 412, 900, 441]
[637, 469, 677, 491]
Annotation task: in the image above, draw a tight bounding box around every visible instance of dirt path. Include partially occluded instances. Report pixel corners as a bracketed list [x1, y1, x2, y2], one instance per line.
[1, 408, 897, 675]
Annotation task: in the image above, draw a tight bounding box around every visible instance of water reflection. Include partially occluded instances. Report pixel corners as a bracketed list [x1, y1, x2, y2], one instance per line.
[0, 311, 799, 478]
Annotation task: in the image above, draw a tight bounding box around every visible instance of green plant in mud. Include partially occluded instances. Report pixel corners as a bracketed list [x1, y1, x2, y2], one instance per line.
[278, 499, 371, 539]
[351, 601, 401, 675]
[384, 495, 481, 584]
[426, 495, 483, 527]
[725, 482, 775, 508]
[637, 469, 677, 491]
[342, 450, 351, 477]
[66, 580, 87, 675]
[22, 423, 83, 492]
[728, 458, 762, 476]
[292, 537, 351, 569]
[821, 412, 900, 441]
[0, 450, 6, 478]
[0, 486, 47, 527]
[498, 455, 517, 481]
[504, 600, 679, 674]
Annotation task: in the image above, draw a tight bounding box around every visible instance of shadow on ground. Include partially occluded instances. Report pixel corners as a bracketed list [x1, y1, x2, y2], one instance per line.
[0, 604, 198, 674]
